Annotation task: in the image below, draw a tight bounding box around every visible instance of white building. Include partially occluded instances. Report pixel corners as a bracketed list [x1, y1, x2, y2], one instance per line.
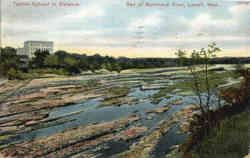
[17, 41, 54, 58]
[17, 48, 26, 56]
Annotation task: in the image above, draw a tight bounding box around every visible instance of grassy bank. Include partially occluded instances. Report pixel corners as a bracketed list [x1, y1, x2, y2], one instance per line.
[187, 107, 250, 158]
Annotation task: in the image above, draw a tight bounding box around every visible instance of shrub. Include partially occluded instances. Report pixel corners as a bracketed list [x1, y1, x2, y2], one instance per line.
[30, 68, 69, 76]
[189, 108, 250, 158]
[221, 69, 250, 106]
[175, 42, 222, 124]
[7, 68, 34, 80]
[7, 68, 18, 80]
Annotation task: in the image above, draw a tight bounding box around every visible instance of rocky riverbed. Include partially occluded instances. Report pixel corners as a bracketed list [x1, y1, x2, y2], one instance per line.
[0, 67, 239, 158]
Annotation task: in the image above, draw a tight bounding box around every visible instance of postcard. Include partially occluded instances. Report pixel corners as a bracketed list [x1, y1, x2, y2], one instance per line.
[0, 0, 249, 158]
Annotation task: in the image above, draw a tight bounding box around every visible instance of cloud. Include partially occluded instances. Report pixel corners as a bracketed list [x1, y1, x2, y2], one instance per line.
[187, 5, 250, 37]
[1, 0, 249, 57]
[64, 5, 105, 19]
[128, 11, 163, 30]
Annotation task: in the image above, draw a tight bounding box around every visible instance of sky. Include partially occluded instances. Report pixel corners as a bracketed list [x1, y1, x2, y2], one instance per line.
[1, 0, 250, 58]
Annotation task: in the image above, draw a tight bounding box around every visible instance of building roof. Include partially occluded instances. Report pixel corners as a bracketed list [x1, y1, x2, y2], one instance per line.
[24, 41, 53, 43]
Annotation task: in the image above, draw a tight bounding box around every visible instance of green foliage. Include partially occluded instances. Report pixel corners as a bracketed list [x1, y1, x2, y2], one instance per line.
[63, 56, 78, 67]
[233, 63, 246, 78]
[176, 42, 222, 116]
[102, 62, 122, 73]
[0, 47, 20, 76]
[221, 69, 250, 106]
[7, 68, 34, 80]
[234, 63, 245, 71]
[89, 64, 96, 73]
[32, 49, 50, 68]
[175, 49, 188, 66]
[190, 108, 250, 158]
[44, 54, 59, 68]
[7, 68, 18, 80]
[102, 62, 113, 72]
[51, 69, 68, 76]
[63, 56, 80, 74]
[30, 68, 68, 76]
[182, 69, 250, 158]
[78, 58, 89, 71]
[113, 62, 122, 73]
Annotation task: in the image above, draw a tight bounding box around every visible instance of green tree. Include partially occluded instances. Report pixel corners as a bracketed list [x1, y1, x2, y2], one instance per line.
[44, 54, 59, 68]
[102, 62, 113, 72]
[0, 47, 20, 76]
[102, 62, 122, 73]
[32, 49, 50, 68]
[89, 64, 96, 73]
[63, 56, 78, 67]
[7, 68, 18, 80]
[63, 56, 80, 74]
[175, 49, 189, 66]
[175, 42, 222, 125]
[112, 62, 122, 73]
[78, 58, 89, 71]
[89, 62, 101, 73]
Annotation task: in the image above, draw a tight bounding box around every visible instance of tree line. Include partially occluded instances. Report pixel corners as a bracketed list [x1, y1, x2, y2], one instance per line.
[0, 47, 173, 79]
[1, 46, 250, 79]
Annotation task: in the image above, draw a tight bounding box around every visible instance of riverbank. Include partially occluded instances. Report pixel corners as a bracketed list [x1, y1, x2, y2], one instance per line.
[0, 66, 244, 158]
[163, 106, 250, 158]
[187, 106, 250, 158]
[164, 68, 250, 158]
